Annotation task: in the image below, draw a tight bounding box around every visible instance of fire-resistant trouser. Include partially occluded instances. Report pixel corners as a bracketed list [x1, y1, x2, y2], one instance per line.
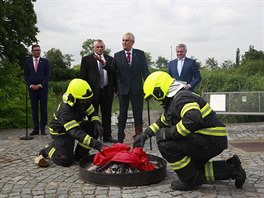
[41, 120, 96, 167]
[157, 133, 228, 183]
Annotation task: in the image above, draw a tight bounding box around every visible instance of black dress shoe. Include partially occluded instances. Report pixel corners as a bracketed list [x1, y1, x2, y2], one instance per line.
[41, 130, 47, 135]
[103, 137, 119, 143]
[118, 133, 125, 143]
[30, 130, 39, 136]
[109, 137, 119, 143]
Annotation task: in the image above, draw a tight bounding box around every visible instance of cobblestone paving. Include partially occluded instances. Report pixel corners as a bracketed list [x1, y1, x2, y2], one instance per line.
[0, 122, 263, 198]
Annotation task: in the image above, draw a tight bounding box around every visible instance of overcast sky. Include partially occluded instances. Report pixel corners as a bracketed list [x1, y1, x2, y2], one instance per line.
[34, 0, 263, 66]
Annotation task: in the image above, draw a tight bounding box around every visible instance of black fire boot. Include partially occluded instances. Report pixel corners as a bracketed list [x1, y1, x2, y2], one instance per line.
[118, 133, 125, 143]
[226, 155, 246, 188]
[171, 172, 204, 191]
[39, 147, 48, 158]
[39, 142, 54, 159]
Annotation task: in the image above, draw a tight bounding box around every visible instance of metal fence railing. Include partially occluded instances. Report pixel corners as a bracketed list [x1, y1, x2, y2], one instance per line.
[202, 91, 264, 115]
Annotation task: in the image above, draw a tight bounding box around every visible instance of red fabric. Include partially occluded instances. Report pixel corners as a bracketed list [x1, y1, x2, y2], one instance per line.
[93, 143, 154, 171]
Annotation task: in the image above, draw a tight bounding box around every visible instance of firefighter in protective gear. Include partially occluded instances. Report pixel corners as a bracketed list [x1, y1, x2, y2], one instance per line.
[35, 78, 106, 167]
[133, 71, 246, 191]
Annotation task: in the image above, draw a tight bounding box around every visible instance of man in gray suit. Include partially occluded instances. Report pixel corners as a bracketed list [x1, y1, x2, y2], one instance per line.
[112, 32, 150, 143]
[167, 44, 201, 91]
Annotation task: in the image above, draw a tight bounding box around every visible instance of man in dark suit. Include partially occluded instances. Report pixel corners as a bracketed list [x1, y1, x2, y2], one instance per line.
[167, 44, 201, 91]
[80, 39, 118, 143]
[24, 44, 50, 135]
[112, 32, 150, 143]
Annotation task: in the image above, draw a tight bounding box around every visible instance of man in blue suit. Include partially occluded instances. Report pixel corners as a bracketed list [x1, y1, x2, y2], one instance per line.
[112, 32, 150, 142]
[167, 44, 201, 91]
[24, 44, 50, 135]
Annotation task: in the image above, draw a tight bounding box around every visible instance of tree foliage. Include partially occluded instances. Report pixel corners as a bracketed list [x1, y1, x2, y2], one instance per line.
[0, 61, 26, 128]
[221, 60, 234, 69]
[235, 46, 264, 75]
[204, 57, 218, 70]
[155, 56, 169, 69]
[80, 38, 94, 57]
[0, 0, 38, 64]
[0, 0, 39, 128]
[235, 48, 240, 67]
[44, 48, 77, 81]
[144, 51, 153, 68]
[242, 45, 264, 63]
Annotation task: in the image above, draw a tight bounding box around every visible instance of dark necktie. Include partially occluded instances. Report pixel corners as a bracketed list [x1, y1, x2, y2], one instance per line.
[34, 58, 38, 72]
[99, 57, 104, 88]
[127, 52, 131, 65]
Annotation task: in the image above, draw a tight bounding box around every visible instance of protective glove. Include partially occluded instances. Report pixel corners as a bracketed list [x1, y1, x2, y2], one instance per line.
[133, 127, 155, 148]
[89, 139, 105, 152]
[93, 122, 104, 139]
[156, 127, 177, 143]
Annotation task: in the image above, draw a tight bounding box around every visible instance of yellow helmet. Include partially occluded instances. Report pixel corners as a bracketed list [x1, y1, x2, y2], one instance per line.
[144, 71, 175, 101]
[63, 78, 93, 106]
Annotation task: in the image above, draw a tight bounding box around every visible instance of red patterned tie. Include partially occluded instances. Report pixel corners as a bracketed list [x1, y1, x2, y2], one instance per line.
[34, 58, 38, 72]
[127, 52, 131, 65]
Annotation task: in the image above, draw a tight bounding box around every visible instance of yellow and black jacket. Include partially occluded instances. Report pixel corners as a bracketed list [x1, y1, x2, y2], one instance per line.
[149, 90, 227, 148]
[49, 100, 100, 148]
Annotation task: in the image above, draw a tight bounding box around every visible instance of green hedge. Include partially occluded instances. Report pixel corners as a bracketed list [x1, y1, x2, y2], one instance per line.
[196, 69, 264, 94]
[49, 80, 70, 96]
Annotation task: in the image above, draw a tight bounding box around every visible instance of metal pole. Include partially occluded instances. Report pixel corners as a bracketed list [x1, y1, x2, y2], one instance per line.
[147, 101, 152, 150]
[20, 81, 33, 140]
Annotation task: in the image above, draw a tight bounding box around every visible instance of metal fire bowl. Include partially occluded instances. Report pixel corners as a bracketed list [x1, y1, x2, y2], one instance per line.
[79, 154, 167, 186]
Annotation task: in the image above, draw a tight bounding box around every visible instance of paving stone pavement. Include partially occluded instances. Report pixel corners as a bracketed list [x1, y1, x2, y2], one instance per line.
[0, 121, 263, 198]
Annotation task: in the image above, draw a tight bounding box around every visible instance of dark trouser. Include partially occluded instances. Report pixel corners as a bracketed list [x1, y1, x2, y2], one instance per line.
[157, 133, 228, 183]
[92, 86, 113, 140]
[118, 92, 143, 134]
[28, 87, 48, 131]
[41, 121, 96, 167]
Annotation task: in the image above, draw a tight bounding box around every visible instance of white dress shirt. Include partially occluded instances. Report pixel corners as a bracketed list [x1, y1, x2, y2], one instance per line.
[177, 58, 185, 76]
[96, 54, 108, 87]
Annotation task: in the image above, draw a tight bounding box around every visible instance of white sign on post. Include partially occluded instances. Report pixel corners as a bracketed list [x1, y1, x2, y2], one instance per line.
[209, 94, 226, 111]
